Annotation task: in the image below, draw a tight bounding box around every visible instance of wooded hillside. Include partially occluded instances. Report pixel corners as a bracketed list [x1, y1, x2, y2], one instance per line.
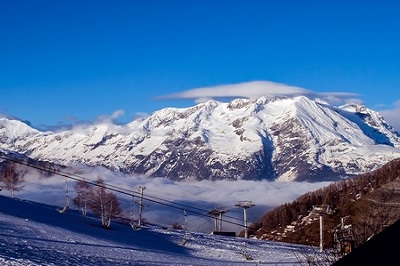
[249, 158, 400, 247]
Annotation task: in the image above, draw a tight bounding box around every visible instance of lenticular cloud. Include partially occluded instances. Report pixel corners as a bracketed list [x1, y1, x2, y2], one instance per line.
[155, 80, 360, 105]
[156, 80, 310, 100]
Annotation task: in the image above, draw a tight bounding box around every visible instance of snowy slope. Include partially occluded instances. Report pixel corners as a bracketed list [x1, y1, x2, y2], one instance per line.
[1, 96, 399, 181]
[0, 195, 311, 265]
[0, 118, 42, 143]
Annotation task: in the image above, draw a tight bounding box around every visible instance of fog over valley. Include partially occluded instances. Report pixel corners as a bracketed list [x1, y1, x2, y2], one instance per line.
[8, 165, 329, 233]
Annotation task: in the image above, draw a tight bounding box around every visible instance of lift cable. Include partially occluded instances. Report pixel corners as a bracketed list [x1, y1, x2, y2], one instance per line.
[0, 154, 253, 229]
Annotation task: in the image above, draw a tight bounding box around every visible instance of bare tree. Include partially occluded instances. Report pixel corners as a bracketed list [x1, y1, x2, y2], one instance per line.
[87, 176, 122, 229]
[0, 161, 25, 198]
[351, 192, 400, 245]
[72, 179, 92, 215]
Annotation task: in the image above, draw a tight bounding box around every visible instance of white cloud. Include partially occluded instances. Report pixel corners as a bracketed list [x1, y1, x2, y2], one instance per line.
[11, 166, 329, 233]
[317, 93, 363, 105]
[156, 80, 360, 105]
[157, 81, 310, 100]
[111, 109, 125, 120]
[96, 109, 125, 123]
[42, 110, 128, 132]
[132, 112, 150, 120]
[379, 100, 400, 133]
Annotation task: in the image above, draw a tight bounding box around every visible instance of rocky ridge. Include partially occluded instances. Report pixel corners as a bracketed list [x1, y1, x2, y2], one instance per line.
[1, 96, 399, 182]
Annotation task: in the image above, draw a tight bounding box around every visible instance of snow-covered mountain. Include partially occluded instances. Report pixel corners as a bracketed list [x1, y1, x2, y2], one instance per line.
[1, 96, 400, 182]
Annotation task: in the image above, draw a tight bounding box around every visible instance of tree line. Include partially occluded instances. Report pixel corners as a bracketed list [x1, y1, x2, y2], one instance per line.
[249, 158, 400, 247]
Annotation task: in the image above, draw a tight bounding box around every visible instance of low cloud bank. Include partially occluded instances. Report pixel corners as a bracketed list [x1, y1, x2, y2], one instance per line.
[5, 166, 330, 233]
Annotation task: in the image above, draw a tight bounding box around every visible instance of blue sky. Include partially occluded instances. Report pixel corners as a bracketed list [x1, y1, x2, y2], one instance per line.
[1, 0, 399, 131]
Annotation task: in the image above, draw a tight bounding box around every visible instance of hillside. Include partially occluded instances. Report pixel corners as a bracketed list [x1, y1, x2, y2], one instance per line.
[1, 96, 400, 182]
[249, 158, 400, 248]
[0, 195, 312, 265]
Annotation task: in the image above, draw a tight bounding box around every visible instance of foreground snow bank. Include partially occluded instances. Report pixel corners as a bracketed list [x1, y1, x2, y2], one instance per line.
[0, 196, 310, 265]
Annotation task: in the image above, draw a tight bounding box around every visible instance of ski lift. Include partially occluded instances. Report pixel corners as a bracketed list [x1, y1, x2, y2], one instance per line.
[179, 233, 190, 246]
[130, 223, 141, 230]
[58, 177, 69, 213]
[129, 195, 141, 230]
[179, 209, 190, 246]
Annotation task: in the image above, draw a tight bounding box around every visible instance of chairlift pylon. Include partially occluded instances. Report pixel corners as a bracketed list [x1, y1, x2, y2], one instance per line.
[179, 209, 190, 246]
[129, 195, 141, 230]
[58, 177, 70, 213]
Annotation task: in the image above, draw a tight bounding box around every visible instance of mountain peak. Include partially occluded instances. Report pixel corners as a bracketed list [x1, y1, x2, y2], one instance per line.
[1, 97, 399, 181]
[0, 117, 41, 143]
[339, 102, 368, 113]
